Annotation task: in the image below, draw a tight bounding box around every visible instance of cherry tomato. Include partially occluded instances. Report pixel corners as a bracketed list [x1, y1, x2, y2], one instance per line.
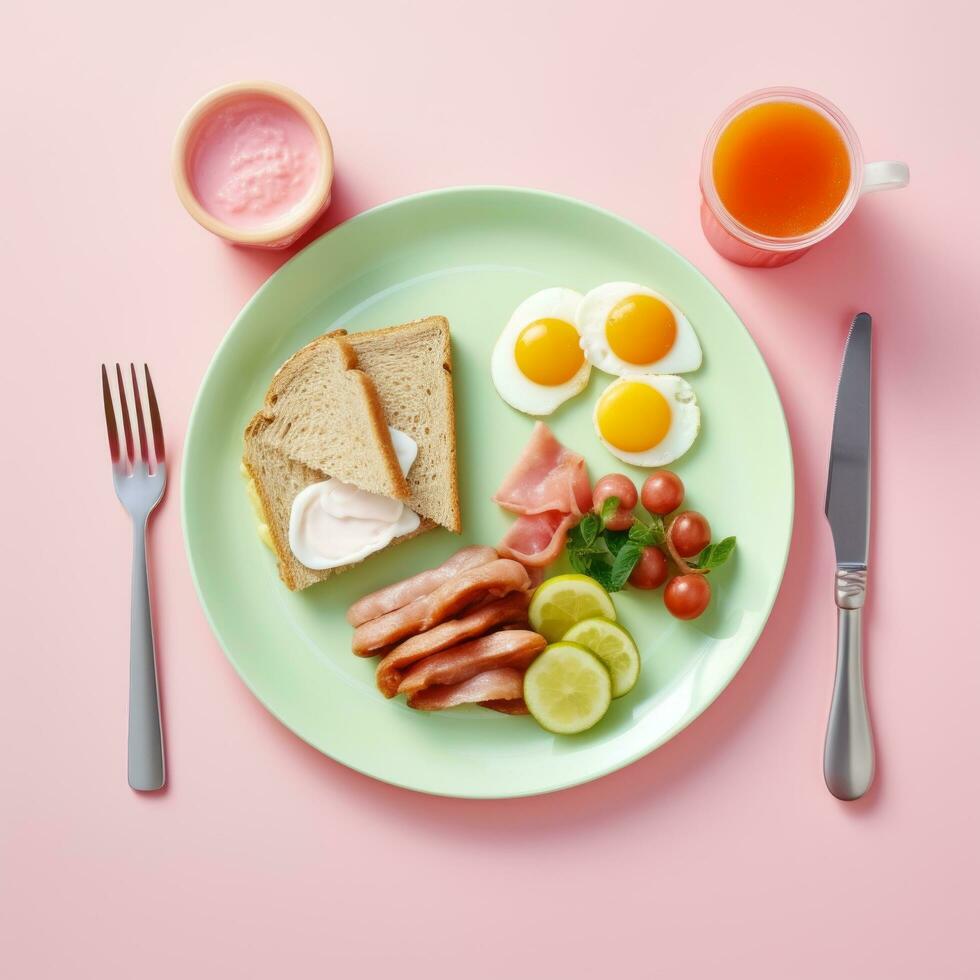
[603, 509, 635, 532]
[641, 471, 685, 515]
[593, 473, 638, 511]
[669, 511, 711, 558]
[593, 473, 638, 530]
[664, 574, 711, 619]
[628, 546, 669, 590]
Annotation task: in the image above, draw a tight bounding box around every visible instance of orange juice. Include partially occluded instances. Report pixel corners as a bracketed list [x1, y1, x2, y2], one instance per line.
[712, 101, 851, 238]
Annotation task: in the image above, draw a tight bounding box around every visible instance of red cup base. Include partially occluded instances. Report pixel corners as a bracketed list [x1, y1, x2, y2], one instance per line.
[700, 199, 810, 268]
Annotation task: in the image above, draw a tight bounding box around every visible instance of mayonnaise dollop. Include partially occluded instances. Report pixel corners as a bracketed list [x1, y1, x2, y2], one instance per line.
[288, 428, 420, 570]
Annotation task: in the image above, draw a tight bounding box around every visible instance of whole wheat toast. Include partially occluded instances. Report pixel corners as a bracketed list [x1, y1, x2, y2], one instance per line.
[243, 321, 460, 591]
[341, 317, 461, 533]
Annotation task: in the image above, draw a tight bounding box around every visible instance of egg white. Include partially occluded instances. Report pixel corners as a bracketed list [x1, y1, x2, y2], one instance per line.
[593, 375, 701, 467]
[491, 287, 590, 416]
[578, 281, 702, 376]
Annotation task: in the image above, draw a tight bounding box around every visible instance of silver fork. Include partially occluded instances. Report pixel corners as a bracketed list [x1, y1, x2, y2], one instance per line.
[101, 364, 167, 791]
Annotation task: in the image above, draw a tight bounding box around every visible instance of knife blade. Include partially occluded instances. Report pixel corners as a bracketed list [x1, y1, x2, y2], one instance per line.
[825, 312, 872, 565]
[823, 312, 874, 801]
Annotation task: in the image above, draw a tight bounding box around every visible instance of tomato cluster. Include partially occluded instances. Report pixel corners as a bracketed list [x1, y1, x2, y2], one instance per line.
[592, 471, 722, 620]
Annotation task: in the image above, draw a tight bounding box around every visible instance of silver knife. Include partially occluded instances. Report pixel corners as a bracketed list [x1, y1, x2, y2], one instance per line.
[824, 312, 874, 800]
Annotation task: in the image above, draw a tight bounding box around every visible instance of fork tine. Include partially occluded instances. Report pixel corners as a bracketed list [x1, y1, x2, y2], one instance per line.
[144, 365, 165, 462]
[115, 363, 135, 464]
[130, 363, 150, 464]
[101, 364, 120, 462]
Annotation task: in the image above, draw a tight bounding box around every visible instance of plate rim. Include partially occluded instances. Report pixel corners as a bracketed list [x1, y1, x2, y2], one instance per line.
[181, 184, 795, 798]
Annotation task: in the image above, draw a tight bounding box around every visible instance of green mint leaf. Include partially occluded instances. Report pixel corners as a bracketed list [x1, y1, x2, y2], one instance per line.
[604, 529, 631, 556]
[579, 512, 601, 547]
[628, 522, 655, 547]
[589, 561, 616, 592]
[648, 514, 666, 545]
[629, 515, 665, 546]
[609, 541, 642, 591]
[697, 536, 737, 570]
[599, 495, 620, 526]
[568, 548, 592, 577]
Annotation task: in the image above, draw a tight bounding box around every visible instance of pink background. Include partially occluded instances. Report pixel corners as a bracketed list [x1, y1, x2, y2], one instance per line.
[3, 1, 978, 977]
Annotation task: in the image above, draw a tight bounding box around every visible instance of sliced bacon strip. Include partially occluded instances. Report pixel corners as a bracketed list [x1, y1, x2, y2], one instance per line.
[351, 559, 530, 655]
[398, 629, 546, 695]
[375, 592, 531, 698]
[480, 698, 529, 715]
[346, 546, 498, 626]
[407, 668, 524, 711]
[497, 510, 578, 568]
[492, 422, 592, 517]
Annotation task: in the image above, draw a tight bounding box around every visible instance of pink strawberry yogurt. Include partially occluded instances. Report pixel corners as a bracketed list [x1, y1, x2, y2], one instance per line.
[173, 82, 333, 248]
[188, 95, 318, 229]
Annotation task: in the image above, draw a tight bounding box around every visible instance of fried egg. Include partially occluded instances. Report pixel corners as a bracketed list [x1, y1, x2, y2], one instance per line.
[491, 287, 590, 415]
[578, 281, 702, 376]
[593, 375, 700, 466]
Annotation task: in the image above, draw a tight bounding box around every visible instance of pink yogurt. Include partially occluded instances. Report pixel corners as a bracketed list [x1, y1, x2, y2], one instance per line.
[188, 95, 320, 230]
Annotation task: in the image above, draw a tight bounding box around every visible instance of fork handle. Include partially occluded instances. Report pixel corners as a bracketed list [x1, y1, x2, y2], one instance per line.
[129, 519, 165, 791]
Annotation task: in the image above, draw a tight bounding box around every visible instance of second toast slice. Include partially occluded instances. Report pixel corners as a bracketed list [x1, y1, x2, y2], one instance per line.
[338, 316, 461, 534]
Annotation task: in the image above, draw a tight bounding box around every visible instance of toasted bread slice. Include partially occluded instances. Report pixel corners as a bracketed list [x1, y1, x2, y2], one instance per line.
[243, 320, 460, 591]
[342, 317, 461, 533]
[243, 332, 424, 591]
[241, 442, 433, 592]
[249, 332, 409, 502]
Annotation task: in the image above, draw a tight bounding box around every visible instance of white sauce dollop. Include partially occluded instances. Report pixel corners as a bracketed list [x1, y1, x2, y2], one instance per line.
[289, 427, 420, 570]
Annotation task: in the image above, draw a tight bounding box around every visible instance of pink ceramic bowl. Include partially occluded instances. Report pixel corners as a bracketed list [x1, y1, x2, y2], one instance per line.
[172, 81, 334, 249]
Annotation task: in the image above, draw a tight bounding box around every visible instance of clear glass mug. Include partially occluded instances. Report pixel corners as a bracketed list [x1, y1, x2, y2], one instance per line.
[700, 87, 909, 267]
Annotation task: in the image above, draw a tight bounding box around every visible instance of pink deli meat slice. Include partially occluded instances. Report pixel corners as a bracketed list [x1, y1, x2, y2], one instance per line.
[375, 591, 531, 698]
[492, 422, 591, 518]
[346, 546, 498, 627]
[351, 559, 530, 655]
[497, 510, 578, 568]
[397, 630, 546, 695]
[406, 668, 525, 711]
[480, 698, 530, 715]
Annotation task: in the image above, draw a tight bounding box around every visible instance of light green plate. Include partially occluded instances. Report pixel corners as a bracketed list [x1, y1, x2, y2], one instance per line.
[182, 187, 793, 798]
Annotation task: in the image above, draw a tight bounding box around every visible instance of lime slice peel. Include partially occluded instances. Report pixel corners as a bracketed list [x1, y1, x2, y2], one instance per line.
[524, 641, 613, 735]
[528, 573, 616, 644]
[562, 617, 640, 699]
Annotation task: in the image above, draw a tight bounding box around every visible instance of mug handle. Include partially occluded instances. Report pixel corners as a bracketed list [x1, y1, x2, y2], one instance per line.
[861, 160, 910, 195]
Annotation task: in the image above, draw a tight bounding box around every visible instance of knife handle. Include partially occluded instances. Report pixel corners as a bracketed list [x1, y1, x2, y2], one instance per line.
[824, 568, 874, 801]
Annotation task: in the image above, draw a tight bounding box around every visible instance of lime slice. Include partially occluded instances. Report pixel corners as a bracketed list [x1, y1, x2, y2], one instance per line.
[528, 574, 616, 643]
[563, 617, 640, 698]
[524, 642, 612, 735]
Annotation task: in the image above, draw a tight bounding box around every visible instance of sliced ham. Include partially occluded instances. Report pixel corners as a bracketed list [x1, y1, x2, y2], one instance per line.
[492, 422, 592, 517]
[398, 629, 546, 695]
[346, 546, 498, 626]
[376, 592, 531, 698]
[351, 559, 530, 655]
[497, 510, 578, 568]
[481, 698, 529, 715]
[407, 668, 525, 711]
[492, 423, 591, 571]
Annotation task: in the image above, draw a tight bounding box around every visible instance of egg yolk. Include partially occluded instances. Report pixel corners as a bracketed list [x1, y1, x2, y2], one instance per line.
[597, 382, 671, 452]
[514, 318, 585, 386]
[605, 294, 677, 365]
